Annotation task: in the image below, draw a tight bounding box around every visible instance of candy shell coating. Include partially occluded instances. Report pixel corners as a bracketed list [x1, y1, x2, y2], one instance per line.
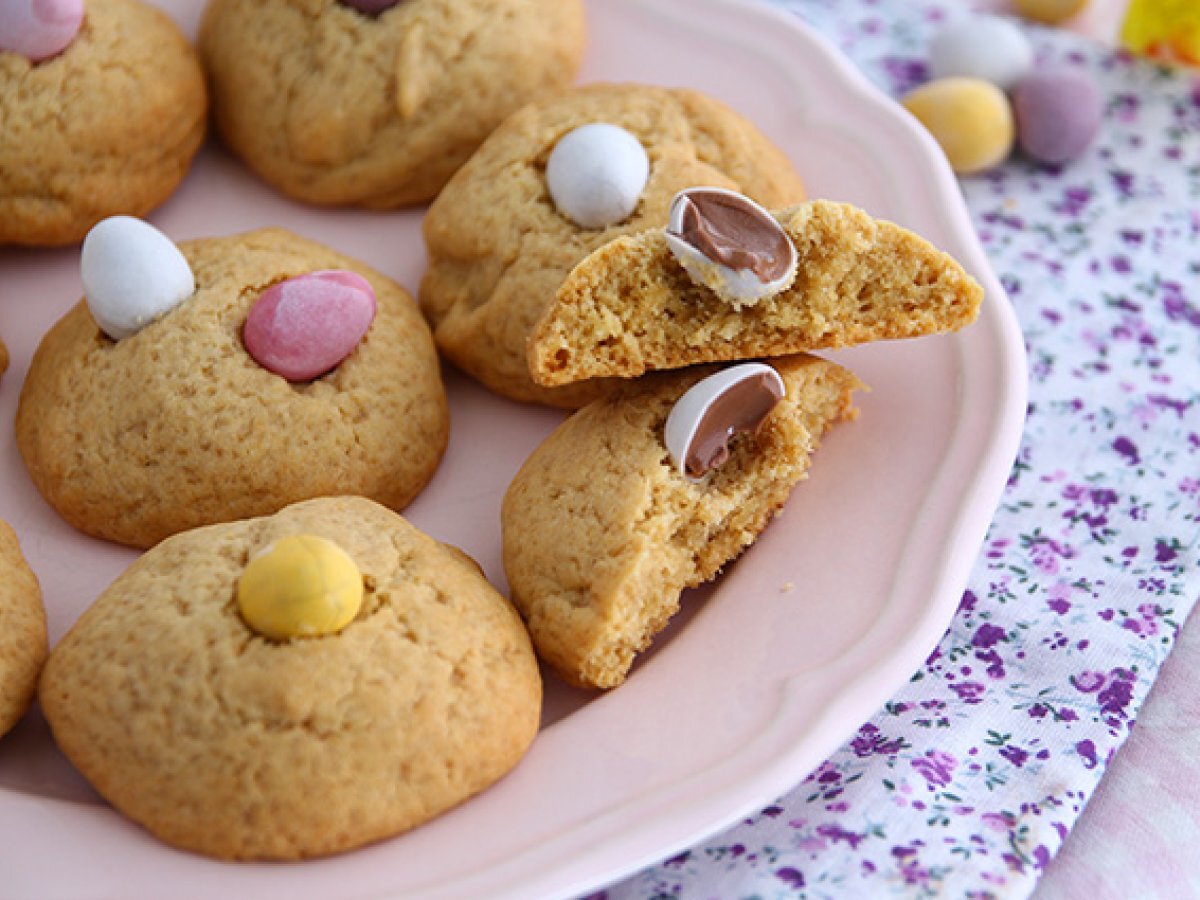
[82, 216, 196, 341]
[902, 77, 1015, 175]
[1013, 67, 1102, 165]
[929, 15, 1034, 91]
[1014, 0, 1089, 25]
[0, 0, 84, 62]
[237, 534, 364, 640]
[243, 270, 377, 382]
[545, 123, 650, 229]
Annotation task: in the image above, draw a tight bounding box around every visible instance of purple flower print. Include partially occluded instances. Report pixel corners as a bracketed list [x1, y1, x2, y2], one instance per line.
[1076, 739, 1100, 769]
[1071, 670, 1107, 692]
[972, 623, 1007, 649]
[950, 681, 987, 704]
[775, 867, 805, 889]
[1112, 436, 1140, 464]
[1098, 670, 1135, 718]
[1000, 745, 1030, 768]
[912, 750, 957, 788]
[850, 723, 907, 758]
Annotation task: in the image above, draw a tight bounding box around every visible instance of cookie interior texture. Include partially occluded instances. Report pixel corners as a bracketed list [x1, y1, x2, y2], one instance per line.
[0, 519, 47, 739]
[16, 228, 449, 549]
[0, 0, 207, 246]
[420, 82, 807, 408]
[529, 200, 985, 386]
[39, 497, 542, 860]
[199, 0, 586, 207]
[501, 354, 863, 689]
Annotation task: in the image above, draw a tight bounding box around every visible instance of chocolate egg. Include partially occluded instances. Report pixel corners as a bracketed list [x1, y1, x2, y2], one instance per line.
[243, 270, 377, 382]
[1013, 66, 1103, 165]
[929, 15, 1034, 91]
[0, 0, 84, 62]
[1014, 0, 1089, 25]
[902, 77, 1015, 175]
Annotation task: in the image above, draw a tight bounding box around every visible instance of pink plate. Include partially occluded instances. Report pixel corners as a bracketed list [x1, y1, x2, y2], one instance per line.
[0, 0, 1027, 896]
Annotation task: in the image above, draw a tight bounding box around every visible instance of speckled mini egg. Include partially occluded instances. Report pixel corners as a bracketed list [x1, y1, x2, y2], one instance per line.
[902, 77, 1015, 175]
[929, 15, 1034, 91]
[1014, 0, 1090, 26]
[1013, 66, 1103, 165]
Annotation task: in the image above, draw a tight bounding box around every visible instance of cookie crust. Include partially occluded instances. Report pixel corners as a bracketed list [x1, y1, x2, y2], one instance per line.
[16, 228, 449, 548]
[0, 0, 207, 246]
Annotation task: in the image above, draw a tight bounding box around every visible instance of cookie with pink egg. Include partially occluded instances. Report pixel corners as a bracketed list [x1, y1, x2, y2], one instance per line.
[198, 0, 586, 207]
[16, 218, 449, 548]
[0, 0, 207, 246]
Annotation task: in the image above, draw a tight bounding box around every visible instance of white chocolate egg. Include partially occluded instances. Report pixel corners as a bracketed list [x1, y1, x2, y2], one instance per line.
[929, 15, 1034, 91]
[545, 123, 650, 229]
[81, 216, 196, 341]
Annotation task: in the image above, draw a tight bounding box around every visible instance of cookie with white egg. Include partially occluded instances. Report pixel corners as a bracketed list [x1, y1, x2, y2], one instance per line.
[420, 82, 807, 408]
[39, 496, 542, 860]
[16, 222, 448, 548]
[501, 354, 863, 689]
[528, 191, 984, 386]
[0, 0, 207, 246]
[0, 518, 46, 739]
[198, 0, 585, 207]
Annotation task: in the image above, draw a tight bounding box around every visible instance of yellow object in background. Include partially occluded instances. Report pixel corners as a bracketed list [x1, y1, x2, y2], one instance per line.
[237, 534, 364, 639]
[1014, 0, 1090, 25]
[902, 77, 1016, 175]
[1121, 0, 1200, 65]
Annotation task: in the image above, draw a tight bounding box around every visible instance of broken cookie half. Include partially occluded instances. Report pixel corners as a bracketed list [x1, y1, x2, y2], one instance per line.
[502, 353, 863, 689]
[527, 191, 983, 386]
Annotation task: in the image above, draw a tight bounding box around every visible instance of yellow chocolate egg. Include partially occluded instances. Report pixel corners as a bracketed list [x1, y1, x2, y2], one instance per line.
[902, 77, 1015, 175]
[1014, 0, 1089, 25]
[237, 534, 363, 640]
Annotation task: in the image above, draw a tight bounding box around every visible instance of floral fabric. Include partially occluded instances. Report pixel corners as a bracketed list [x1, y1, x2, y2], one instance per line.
[601, 2, 1200, 897]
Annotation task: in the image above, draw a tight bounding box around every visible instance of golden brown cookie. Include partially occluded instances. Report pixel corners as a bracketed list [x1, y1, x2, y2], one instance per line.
[199, 0, 585, 207]
[17, 228, 449, 548]
[39, 496, 542, 860]
[502, 354, 862, 689]
[0, 519, 46, 739]
[420, 83, 807, 408]
[529, 199, 984, 386]
[0, 0, 207, 247]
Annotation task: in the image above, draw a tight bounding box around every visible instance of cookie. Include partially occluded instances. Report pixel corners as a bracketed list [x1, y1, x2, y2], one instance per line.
[0, 0, 207, 247]
[529, 196, 984, 386]
[502, 354, 862, 689]
[17, 227, 449, 548]
[420, 83, 807, 408]
[0, 519, 46, 739]
[39, 496, 542, 860]
[198, 0, 586, 207]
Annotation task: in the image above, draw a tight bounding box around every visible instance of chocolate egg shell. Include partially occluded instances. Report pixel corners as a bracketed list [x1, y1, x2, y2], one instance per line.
[1013, 67, 1103, 165]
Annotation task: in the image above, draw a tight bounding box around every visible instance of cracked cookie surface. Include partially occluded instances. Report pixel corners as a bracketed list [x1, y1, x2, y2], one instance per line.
[16, 228, 449, 548]
[199, 0, 585, 207]
[0, 0, 207, 247]
[39, 496, 542, 860]
[0, 520, 45, 739]
[420, 83, 807, 408]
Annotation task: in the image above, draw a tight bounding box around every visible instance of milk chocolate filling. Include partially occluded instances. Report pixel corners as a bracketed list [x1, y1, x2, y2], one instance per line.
[684, 369, 785, 478]
[670, 189, 793, 283]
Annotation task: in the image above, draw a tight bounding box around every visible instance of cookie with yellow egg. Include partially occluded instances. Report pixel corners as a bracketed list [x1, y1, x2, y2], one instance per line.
[16, 219, 448, 548]
[39, 496, 542, 860]
[0, 519, 46, 739]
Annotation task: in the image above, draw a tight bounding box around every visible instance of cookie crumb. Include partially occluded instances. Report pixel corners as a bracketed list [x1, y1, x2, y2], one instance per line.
[780, 581, 795, 593]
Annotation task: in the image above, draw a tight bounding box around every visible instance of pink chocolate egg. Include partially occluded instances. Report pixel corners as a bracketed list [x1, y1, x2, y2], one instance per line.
[244, 270, 377, 382]
[0, 0, 85, 62]
[1013, 66, 1103, 166]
